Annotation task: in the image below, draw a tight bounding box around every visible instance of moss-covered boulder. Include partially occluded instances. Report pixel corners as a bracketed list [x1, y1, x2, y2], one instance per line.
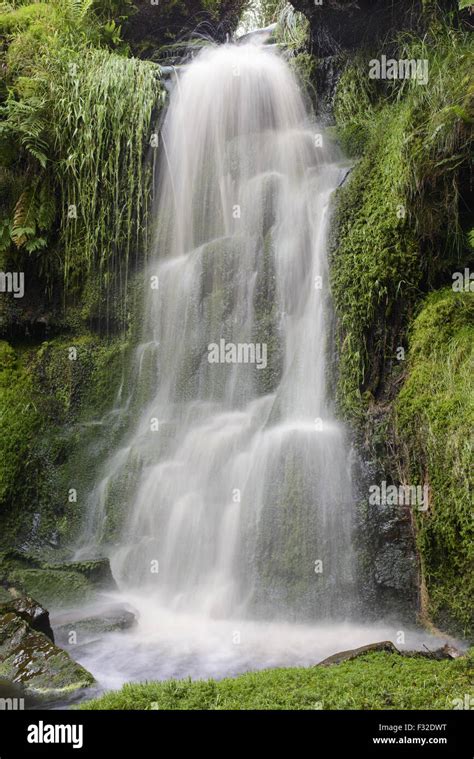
[0, 552, 117, 609]
[0, 607, 94, 700]
[0, 594, 54, 642]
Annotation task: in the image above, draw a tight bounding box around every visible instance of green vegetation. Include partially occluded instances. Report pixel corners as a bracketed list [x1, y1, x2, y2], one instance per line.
[331, 25, 473, 420]
[329, 16, 473, 637]
[395, 289, 474, 636]
[0, 335, 130, 549]
[0, 0, 471, 648]
[81, 649, 474, 709]
[0, 551, 115, 606]
[0, 0, 163, 327]
[0, 1, 163, 548]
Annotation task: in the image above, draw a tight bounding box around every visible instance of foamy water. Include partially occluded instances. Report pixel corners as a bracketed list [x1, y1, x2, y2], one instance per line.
[53, 592, 453, 695]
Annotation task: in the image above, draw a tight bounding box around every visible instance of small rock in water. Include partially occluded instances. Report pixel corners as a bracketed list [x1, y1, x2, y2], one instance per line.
[53, 604, 137, 647]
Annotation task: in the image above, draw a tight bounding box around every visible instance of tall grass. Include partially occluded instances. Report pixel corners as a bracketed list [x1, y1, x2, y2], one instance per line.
[0, 1, 164, 327]
[51, 48, 162, 320]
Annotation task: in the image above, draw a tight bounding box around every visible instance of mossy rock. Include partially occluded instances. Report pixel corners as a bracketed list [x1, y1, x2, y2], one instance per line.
[0, 585, 12, 604]
[0, 594, 54, 642]
[0, 552, 117, 609]
[330, 29, 472, 422]
[4, 569, 95, 609]
[0, 610, 94, 700]
[395, 289, 474, 636]
[0, 334, 130, 550]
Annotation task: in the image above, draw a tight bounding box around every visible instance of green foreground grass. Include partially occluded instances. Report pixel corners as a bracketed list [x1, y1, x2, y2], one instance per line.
[80, 651, 474, 710]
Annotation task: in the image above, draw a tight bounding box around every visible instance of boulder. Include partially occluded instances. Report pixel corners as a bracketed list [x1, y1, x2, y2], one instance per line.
[0, 595, 54, 642]
[53, 604, 137, 647]
[0, 551, 117, 609]
[0, 605, 94, 701]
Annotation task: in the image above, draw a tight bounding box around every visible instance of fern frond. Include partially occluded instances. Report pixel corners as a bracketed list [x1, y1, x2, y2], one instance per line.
[12, 189, 33, 247]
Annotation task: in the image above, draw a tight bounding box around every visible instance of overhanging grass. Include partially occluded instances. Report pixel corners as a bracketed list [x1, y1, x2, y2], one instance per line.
[80, 650, 474, 710]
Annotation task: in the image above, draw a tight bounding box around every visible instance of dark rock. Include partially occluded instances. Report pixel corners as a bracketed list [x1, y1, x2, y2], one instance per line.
[123, 0, 248, 58]
[291, 0, 430, 58]
[374, 543, 418, 590]
[53, 604, 137, 647]
[317, 640, 399, 667]
[403, 643, 465, 661]
[0, 609, 94, 700]
[0, 595, 54, 642]
[316, 640, 466, 668]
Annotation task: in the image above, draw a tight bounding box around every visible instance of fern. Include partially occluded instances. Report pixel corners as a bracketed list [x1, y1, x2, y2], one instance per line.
[0, 95, 49, 168]
[52, 0, 94, 23]
[9, 178, 56, 252]
[12, 189, 33, 248]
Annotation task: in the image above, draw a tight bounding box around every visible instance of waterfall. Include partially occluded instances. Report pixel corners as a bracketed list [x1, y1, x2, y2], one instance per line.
[82, 43, 358, 624]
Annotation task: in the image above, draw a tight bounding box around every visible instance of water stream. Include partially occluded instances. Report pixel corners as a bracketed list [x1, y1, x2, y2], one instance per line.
[66, 43, 443, 692]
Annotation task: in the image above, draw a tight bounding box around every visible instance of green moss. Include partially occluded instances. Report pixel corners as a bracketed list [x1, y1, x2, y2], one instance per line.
[288, 51, 316, 95]
[0, 3, 53, 35]
[0, 341, 43, 511]
[5, 569, 94, 608]
[0, 552, 115, 608]
[395, 289, 474, 636]
[0, 611, 94, 697]
[330, 103, 420, 421]
[330, 27, 473, 422]
[81, 649, 474, 710]
[0, 333, 129, 548]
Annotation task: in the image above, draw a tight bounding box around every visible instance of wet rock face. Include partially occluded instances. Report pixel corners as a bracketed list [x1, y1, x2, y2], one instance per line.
[124, 0, 248, 55]
[0, 602, 94, 701]
[351, 447, 420, 624]
[290, 0, 427, 57]
[0, 595, 54, 643]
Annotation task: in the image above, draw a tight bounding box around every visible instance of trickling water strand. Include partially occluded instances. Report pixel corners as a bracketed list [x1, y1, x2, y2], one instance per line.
[82, 43, 358, 622]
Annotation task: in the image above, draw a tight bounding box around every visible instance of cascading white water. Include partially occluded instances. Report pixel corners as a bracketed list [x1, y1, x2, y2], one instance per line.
[67, 43, 450, 690]
[82, 42, 357, 622]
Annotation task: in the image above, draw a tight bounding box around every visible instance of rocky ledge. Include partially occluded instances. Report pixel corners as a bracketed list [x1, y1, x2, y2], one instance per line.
[0, 593, 94, 703]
